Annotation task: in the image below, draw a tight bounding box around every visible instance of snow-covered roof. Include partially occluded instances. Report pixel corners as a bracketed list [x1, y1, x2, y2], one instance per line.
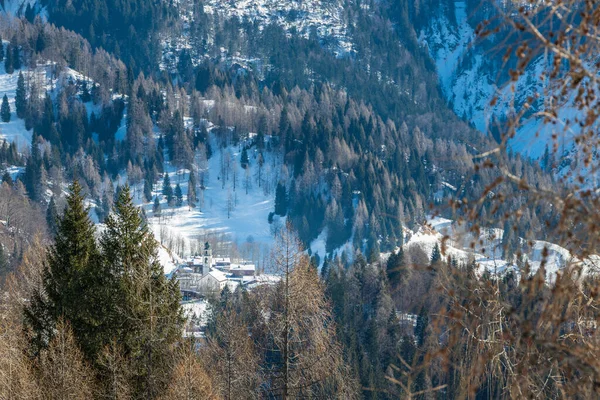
[208, 269, 228, 282]
[230, 263, 256, 271]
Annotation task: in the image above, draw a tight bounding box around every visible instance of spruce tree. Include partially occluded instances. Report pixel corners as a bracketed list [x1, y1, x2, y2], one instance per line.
[15, 72, 26, 119]
[143, 178, 152, 202]
[274, 182, 287, 216]
[240, 147, 249, 169]
[12, 45, 21, 70]
[4, 43, 13, 74]
[162, 173, 173, 204]
[100, 186, 183, 397]
[1, 95, 10, 122]
[24, 181, 101, 358]
[175, 183, 183, 207]
[430, 243, 441, 265]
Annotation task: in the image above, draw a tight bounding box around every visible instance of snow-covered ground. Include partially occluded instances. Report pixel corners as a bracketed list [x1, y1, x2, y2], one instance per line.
[130, 130, 280, 268]
[420, 1, 573, 161]
[403, 216, 600, 281]
[202, 0, 352, 54]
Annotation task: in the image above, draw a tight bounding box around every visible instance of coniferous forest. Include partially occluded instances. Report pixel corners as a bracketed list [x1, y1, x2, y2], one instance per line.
[1, 0, 600, 398]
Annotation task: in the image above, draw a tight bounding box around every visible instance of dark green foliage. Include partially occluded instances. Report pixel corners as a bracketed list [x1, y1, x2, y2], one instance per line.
[1, 94, 10, 122]
[2, 171, 13, 186]
[175, 183, 183, 207]
[24, 181, 101, 358]
[240, 147, 249, 169]
[386, 247, 404, 288]
[274, 182, 287, 216]
[143, 178, 152, 202]
[15, 72, 26, 119]
[414, 307, 429, 347]
[12, 45, 21, 70]
[4, 43, 13, 74]
[100, 186, 183, 397]
[430, 243, 441, 265]
[162, 173, 173, 204]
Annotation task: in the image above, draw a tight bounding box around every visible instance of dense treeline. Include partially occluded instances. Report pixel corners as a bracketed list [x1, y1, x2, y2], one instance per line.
[0, 7, 558, 272]
[0, 184, 358, 399]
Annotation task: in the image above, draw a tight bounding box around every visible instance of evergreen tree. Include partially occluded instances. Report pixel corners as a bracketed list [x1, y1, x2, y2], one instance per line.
[1, 95, 10, 122]
[274, 182, 287, 216]
[143, 178, 152, 202]
[0, 42, 3, 62]
[4, 43, 13, 74]
[11, 45, 20, 70]
[175, 183, 183, 207]
[430, 243, 441, 265]
[15, 72, 26, 119]
[162, 173, 173, 204]
[100, 186, 183, 398]
[386, 247, 404, 288]
[240, 147, 249, 169]
[1, 171, 12, 186]
[414, 307, 429, 347]
[24, 181, 101, 358]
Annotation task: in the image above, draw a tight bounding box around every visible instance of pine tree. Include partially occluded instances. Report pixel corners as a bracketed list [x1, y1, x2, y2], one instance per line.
[0, 42, 4, 62]
[162, 173, 173, 204]
[274, 182, 287, 216]
[175, 183, 183, 207]
[12, 45, 21, 70]
[240, 147, 249, 169]
[430, 243, 441, 265]
[100, 186, 183, 398]
[15, 72, 26, 119]
[4, 43, 13, 74]
[24, 181, 101, 358]
[386, 247, 404, 288]
[1, 95, 10, 122]
[143, 178, 152, 202]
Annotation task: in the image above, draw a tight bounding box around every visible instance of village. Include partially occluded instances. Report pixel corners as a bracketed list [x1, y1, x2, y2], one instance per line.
[172, 242, 280, 337]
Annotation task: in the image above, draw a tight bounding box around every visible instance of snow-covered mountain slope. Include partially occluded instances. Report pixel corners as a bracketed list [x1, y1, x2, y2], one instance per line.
[203, 0, 352, 55]
[0, 0, 45, 19]
[124, 128, 281, 270]
[409, 217, 600, 281]
[420, 1, 574, 161]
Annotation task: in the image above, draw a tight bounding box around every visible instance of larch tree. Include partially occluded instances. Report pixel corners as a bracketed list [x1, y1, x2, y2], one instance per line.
[37, 320, 96, 400]
[202, 308, 261, 399]
[265, 224, 359, 399]
[161, 340, 219, 400]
